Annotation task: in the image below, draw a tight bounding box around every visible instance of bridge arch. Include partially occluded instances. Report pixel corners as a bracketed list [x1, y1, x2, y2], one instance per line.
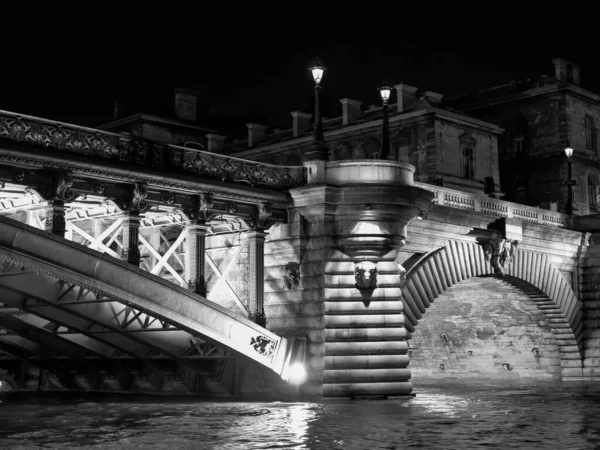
[401, 239, 583, 377]
[0, 216, 300, 387]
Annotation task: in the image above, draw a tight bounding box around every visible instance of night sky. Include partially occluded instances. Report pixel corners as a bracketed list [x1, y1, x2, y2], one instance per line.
[1, 6, 596, 134]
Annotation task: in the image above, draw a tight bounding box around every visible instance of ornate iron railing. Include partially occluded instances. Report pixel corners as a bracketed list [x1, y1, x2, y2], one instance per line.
[415, 182, 570, 228]
[0, 110, 306, 190]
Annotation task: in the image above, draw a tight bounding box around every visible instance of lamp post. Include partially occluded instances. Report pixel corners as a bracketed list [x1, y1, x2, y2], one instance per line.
[378, 84, 392, 160]
[564, 145, 576, 215]
[309, 61, 325, 144]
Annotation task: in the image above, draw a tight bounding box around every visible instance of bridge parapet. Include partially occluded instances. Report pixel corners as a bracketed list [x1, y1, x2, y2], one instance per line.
[0, 110, 306, 190]
[416, 182, 570, 228]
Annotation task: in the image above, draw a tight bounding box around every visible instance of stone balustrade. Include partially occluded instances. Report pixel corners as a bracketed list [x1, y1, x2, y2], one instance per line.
[0, 110, 306, 190]
[416, 182, 570, 228]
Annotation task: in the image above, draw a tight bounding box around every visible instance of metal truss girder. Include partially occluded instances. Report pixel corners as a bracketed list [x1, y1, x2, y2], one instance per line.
[3, 311, 117, 358]
[0, 338, 42, 360]
[0, 313, 91, 358]
[0, 270, 233, 366]
[0, 274, 203, 365]
[0, 216, 292, 382]
[0, 285, 150, 360]
[33, 302, 206, 360]
[0, 334, 38, 353]
[68, 219, 123, 259]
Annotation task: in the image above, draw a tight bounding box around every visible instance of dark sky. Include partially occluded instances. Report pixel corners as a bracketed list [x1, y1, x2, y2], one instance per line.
[1, 5, 597, 133]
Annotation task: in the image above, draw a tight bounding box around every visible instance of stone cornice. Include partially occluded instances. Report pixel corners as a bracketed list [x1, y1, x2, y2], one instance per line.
[233, 108, 502, 161]
[456, 83, 600, 112]
[0, 148, 293, 207]
[97, 113, 225, 134]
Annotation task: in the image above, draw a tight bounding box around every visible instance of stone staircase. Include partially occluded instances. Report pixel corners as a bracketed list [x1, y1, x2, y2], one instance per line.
[323, 259, 411, 398]
[500, 276, 584, 379]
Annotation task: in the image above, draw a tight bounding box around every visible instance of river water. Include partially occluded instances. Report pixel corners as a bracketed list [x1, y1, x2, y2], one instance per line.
[1, 380, 599, 449]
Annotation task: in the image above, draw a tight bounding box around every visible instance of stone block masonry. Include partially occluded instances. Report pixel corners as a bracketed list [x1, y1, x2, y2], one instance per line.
[322, 255, 411, 397]
[409, 277, 562, 381]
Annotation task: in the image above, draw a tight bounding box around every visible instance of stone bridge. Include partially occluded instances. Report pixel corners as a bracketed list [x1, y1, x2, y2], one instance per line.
[0, 109, 598, 399]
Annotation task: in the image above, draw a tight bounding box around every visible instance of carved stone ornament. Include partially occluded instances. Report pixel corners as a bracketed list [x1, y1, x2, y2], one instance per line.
[398, 263, 407, 288]
[282, 262, 301, 290]
[93, 183, 106, 194]
[54, 170, 76, 202]
[355, 261, 378, 289]
[162, 191, 176, 205]
[482, 232, 519, 276]
[130, 182, 150, 213]
[13, 171, 25, 183]
[198, 193, 215, 223]
[250, 335, 276, 359]
[257, 202, 273, 229]
[227, 202, 237, 214]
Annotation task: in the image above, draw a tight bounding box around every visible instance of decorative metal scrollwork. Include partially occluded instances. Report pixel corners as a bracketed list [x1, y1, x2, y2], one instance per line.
[198, 193, 214, 223]
[250, 335, 276, 359]
[257, 202, 272, 230]
[54, 171, 76, 203]
[0, 110, 307, 190]
[130, 182, 150, 214]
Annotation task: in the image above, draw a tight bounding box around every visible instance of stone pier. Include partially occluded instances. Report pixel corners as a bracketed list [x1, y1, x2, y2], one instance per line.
[266, 159, 433, 397]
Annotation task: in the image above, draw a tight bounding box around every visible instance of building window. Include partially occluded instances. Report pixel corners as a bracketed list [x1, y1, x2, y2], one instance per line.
[462, 145, 475, 180]
[513, 137, 524, 156]
[585, 115, 595, 150]
[588, 176, 597, 207]
[397, 146, 409, 163]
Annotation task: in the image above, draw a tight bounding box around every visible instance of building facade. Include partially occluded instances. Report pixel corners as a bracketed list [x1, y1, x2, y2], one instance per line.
[222, 84, 503, 196]
[449, 58, 600, 215]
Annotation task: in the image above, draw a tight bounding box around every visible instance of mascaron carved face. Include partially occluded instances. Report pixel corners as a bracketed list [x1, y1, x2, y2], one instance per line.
[355, 261, 378, 289]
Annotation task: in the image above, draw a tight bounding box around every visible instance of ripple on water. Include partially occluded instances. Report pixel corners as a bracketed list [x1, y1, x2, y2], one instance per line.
[0, 382, 599, 449]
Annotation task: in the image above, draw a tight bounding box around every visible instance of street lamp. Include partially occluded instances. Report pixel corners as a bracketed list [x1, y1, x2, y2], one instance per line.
[309, 60, 326, 144]
[378, 83, 392, 160]
[564, 145, 576, 215]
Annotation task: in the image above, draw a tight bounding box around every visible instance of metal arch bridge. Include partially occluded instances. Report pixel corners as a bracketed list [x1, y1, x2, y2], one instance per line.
[0, 108, 310, 395]
[0, 215, 304, 395]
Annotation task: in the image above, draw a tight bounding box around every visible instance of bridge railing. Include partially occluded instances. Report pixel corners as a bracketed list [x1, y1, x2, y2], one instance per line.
[415, 182, 570, 228]
[0, 110, 306, 190]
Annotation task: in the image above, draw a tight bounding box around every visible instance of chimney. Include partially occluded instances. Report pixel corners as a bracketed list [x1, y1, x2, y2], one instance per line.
[340, 98, 363, 125]
[113, 99, 124, 120]
[246, 123, 268, 147]
[423, 91, 444, 105]
[571, 65, 581, 86]
[290, 111, 312, 137]
[552, 58, 581, 86]
[174, 89, 197, 121]
[394, 83, 419, 112]
[206, 133, 227, 153]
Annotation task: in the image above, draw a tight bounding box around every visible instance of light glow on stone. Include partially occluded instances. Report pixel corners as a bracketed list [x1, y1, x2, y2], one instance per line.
[287, 363, 307, 386]
[350, 221, 385, 235]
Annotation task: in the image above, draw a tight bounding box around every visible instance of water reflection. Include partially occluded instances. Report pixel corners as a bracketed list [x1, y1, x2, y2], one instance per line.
[411, 393, 471, 417]
[0, 381, 599, 449]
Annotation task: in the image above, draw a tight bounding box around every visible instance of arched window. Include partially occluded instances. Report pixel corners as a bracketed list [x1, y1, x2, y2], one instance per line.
[585, 115, 595, 150]
[588, 175, 597, 207]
